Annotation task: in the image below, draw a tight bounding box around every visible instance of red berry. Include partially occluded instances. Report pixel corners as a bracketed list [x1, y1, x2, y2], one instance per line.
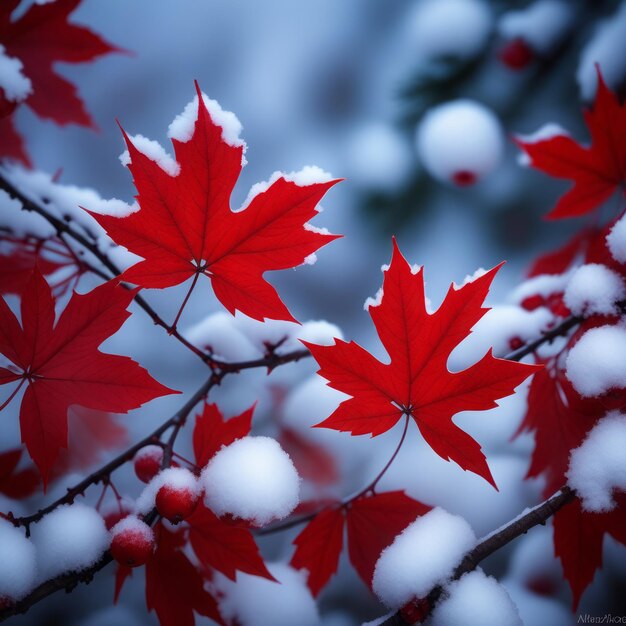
[547, 293, 570, 318]
[509, 336, 524, 351]
[451, 170, 476, 186]
[110, 517, 155, 567]
[155, 485, 198, 523]
[521, 294, 545, 311]
[103, 502, 133, 531]
[499, 37, 534, 70]
[134, 445, 164, 483]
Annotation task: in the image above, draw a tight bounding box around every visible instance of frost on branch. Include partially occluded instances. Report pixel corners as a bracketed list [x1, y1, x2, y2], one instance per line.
[431, 569, 522, 626]
[567, 412, 626, 512]
[0, 519, 36, 601]
[201, 436, 300, 526]
[30, 503, 109, 580]
[372, 507, 476, 609]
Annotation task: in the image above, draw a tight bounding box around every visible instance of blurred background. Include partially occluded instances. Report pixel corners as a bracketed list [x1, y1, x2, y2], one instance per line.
[3, 0, 626, 624]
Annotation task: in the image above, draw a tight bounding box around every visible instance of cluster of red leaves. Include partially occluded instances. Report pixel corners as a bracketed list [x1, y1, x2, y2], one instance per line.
[291, 490, 430, 597]
[0, 0, 122, 165]
[516, 223, 626, 606]
[515, 76, 626, 607]
[116, 404, 275, 626]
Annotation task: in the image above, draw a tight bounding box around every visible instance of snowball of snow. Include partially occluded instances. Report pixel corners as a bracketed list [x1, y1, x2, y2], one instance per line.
[406, 0, 493, 62]
[186, 312, 260, 361]
[241, 166, 332, 210]
[0, 519, 36, 600]
[0, 45, 32, 102]
[431, 569, 522, 626]
[110, 514, 154, 542]
[168, 92, 245, 150]
[119, 134, 180, 177]
[565, 325, 626, 397]
[297, 320, 343, 346]
[578, 3, 626, 100]
[498, 1, 573, 54]
[201, 436, 300, 526]
[347, 122, 413, 192]
[135, 467, 200, 515]
[372, 508, 476, 608]
[607, 214, 626, 264]
[31, 504, 109, 580]
[567, 411, 626, 512]
[214, 562, 320, 626]
[416, 101, 504, 185]
[564, 263, 625, 317]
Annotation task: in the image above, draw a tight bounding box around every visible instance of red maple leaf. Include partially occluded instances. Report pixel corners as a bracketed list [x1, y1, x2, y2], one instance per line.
[290, 491, 430, 596]
[88, 84, 341, 323]
[0, 0, 123, 164]
[192, 402, 253, 468]
[145, 525, 224, 626]
[305, 239, 539, 487]
[516, 364, 595, 497]
[0, 447, 39, 499]
[517, 71, 626, 220]
[0, 271, 177, 484]
[188, 504, 274, 582]
[553, 496, 626, 608]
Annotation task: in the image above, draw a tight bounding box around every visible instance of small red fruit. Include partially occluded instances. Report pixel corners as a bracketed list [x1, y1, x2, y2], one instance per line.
[451, 170, 476, 186]
[499, 37, 534, 70]
[134, 445, 164, 483]
[155, 484, 198, 523]
[110, 516, 155, 567]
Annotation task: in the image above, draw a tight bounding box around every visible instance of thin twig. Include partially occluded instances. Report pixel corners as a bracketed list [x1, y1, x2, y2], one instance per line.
[381, 487, 577, 625]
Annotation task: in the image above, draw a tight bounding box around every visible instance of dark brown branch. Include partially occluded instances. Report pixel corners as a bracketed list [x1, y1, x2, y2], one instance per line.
[0, 172, 211, 364]
[381, 487, 577, 625]
[0, 346, 310, 621]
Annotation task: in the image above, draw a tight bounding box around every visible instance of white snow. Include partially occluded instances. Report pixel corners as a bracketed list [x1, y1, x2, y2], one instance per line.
[168, 92, 246, 152]
[297, 320, 342, 346]
[405, 0, 493, 62]
[578, 2, 626, 100]
[201, 436, 300, 526]
[372, 507, 476, 609]
[347, 122, 413, 192]
[31, 504, 110, 580]
[135, 467, 200, 515]
[516, 123, 569, 166]
[241, 165, 332, 210]
[186, 312, 342, 360]
[564, 263, 625, 317]
[0, 519, 36, 600]
[110, 514, 154, 543]
[567, 411, 626, 512]
[214, 562, 320, 626]
[364, 287, 384, 311]
[431, 569, 522, 626]
[565, 324, 626, 397]
[0, 45, 32, 103]
[607, 214, 626, 264]
[416, 101, 504, 184]
[498, 1, 573, 54]
[509, 271, 572, 304]
[119, 134, 180, 177]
